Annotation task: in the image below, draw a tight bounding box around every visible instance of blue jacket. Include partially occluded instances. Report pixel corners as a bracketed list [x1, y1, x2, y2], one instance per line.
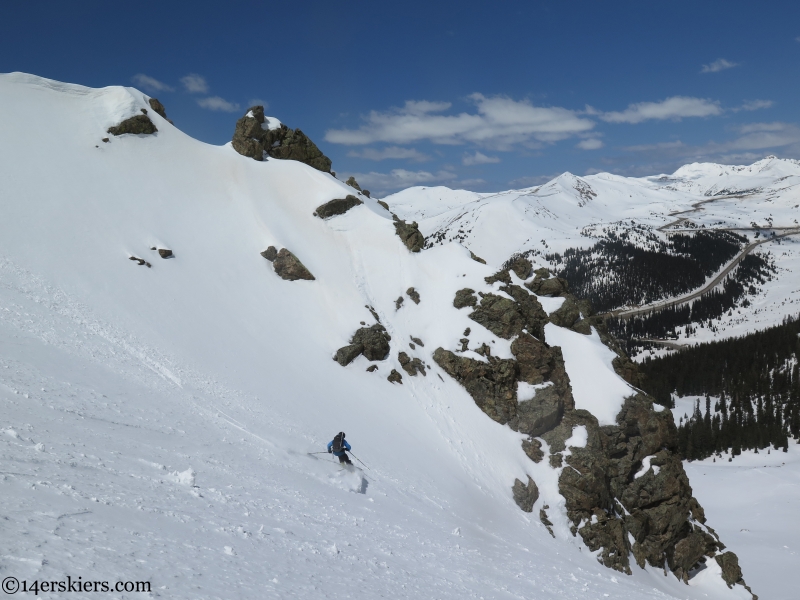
[327, 439, 351, 457]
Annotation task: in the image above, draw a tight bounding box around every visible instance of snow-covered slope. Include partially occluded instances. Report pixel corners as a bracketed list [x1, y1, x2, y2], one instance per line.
[0, 72, 774, 599]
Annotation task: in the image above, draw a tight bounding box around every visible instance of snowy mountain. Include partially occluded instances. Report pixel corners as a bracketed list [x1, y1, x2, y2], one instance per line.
[1, 72, 795, 599]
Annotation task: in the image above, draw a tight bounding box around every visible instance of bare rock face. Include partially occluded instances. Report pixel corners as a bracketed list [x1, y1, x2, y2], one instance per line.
[469, 250, 487, 264]
[260, 246, 278, 261]
[315, 195, 363, 219]
[406, 287, 420, 304]
[387, 369, 403, 384]
[345, 176, 362, 192]
[157, 248, 173, 259]
[512, 476, 539, 512]
[335, 324, 391, 366]
[108, 114, 157, 136]
[147, 98, 173, 124]
[398, 352, 426, 376]
[231, 106, 332, 172]
[393, 219, 425, 252]
[272, 248, 315, 281]
[430, 259, 750, 594]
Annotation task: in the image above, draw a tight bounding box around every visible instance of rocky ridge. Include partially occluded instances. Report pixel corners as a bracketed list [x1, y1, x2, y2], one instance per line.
[231, 106, 332, 172]
[431, 255, 755, 596]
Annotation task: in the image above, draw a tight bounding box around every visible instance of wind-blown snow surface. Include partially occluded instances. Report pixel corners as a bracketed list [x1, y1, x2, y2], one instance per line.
[0, 73, 751, 599]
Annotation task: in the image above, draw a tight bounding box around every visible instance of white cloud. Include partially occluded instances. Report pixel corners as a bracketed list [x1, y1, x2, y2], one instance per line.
[132, 74, 174, 93]
[197, 96, 241, 113]
[795, 36, 800, 42]
[352, 169, 457, 194]
[181, 74, 209, 94]
[727, 122, 800, 150]
[737, 99, 774, 112]
[600, 96, 722, 124]
[325, 94, 594, 149]
[576, 138, 604, 150]
[462, 151, 500, 165]
[347, 147, 430, 162]
[701, 58, 739, 73]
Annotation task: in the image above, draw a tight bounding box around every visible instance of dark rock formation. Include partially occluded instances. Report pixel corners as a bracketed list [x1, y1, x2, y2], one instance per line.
[453, 288, 477, 309]
[157, 248, 173, 259]
[128, 256, 151, 267]
[362, 190, 371, 198]
[231, 106, 332, 172]
[272, 248, 315, 281]
[377, 200, 390, 211]
[398, 352, 426, 377]
[469, 251, 487, 264]
[393, 219, 425, 252]
[512, 476, 539, 512]
[107, 114, 157, 136]
[315, 195, 363, 219]
[387, 369, 403, 384]
[431, 258, 749, 594]
[261, 246, 278, 262]
[395, 296, 404, 310]
[147, 98, 173, 124]
[468, 287, 548, 341]
[505, 256, 533, 280]
[406, 287, 420, 304]
[335, 324, 391, 366]
[540, 506, 555, 537]
[345, 176, 362, 192]
[410, 336, 424, 347]
[366, 365, 378, 373]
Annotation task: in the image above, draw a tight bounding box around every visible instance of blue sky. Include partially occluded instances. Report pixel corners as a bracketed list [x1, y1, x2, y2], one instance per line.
[2, 0, 799, 195]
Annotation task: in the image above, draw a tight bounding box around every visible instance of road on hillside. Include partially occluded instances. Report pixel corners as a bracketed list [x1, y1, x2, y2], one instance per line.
[609, 227, 800, 320]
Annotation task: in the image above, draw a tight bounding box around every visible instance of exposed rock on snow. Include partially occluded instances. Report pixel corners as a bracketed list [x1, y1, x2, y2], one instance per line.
[522, 437, 544, 462]
[272, 248, 315, 281]
[406, 287, 420, 304]
[128, 256, 151, 267]
[512, 475, 539, 512]
[398, 351, 426, 376]
[231, 105, 332, 172]
[107, 114, 157, 136]
[335, 324, 391, 366]
[392, 218, 425, 252]
[315, 195, 363, 219]
[147, 98, 172, 123]
[345, 176, 362, 192]
[157, 248, 173, 259]
[453, 288, 477, 309]
[260, 246, 278, 262]
[469, 250, 486, 264]
[387, 369, 403, 384]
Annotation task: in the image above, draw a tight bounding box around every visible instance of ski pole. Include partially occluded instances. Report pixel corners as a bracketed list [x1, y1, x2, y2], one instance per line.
[308, 451, 330, 454]
[348, 451, 370, 470]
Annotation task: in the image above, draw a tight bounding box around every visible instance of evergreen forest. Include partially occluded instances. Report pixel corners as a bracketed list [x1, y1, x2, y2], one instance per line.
[639, 315, 800, 460]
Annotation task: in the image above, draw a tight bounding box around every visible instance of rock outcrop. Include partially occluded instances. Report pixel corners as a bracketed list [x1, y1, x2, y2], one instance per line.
[108, 114, 157, 136]
[431, 258, 752, 595]
[157, 248, 173, 259]
[393, 218, 425, 252]
[335, 324, 391, 366]
[147, 98, 172, 124]
[315, 195, 363, 219]
[398, 352, 426, 376]
[268, 248, 315, 281]
[231, 106, 332, 172]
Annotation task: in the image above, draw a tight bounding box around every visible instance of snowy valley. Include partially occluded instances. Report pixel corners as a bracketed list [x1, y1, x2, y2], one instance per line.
[1, 72, 798, 599]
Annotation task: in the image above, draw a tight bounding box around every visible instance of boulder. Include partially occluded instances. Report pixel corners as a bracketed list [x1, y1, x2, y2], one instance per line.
[315, 195, 363, 219]
[393, 219, 425, 252]
[261, 246, 278, 261]
[522, 437, 544, 462]
[715, 552, 743, 588]
[406, 287, 420, 304]
[335, 324, 391, 366]
[512, 476, 539, 512]
[469, 251, 487, 264]
[345, 176, 362, 192]
[387, 369, 403, 384]
[453, 288, 477, 309]
[272, 248, 315, 281]
[398, 352, 426, 376]
[231, 106, 332, 172]
[107, 114, 157, 136]
[147, 98, 173, 123]
[432, 348, 518, 424]
[157, 248, 173, 259]
[549, 296, 581, 328]
[468, 288, 547, 341]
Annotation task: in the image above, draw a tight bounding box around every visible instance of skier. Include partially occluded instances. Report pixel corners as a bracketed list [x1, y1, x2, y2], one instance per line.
[327, 431, 352, 465]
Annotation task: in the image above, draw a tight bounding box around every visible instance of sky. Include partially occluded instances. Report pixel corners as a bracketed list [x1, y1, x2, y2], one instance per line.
[2, 0, 799, 196]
